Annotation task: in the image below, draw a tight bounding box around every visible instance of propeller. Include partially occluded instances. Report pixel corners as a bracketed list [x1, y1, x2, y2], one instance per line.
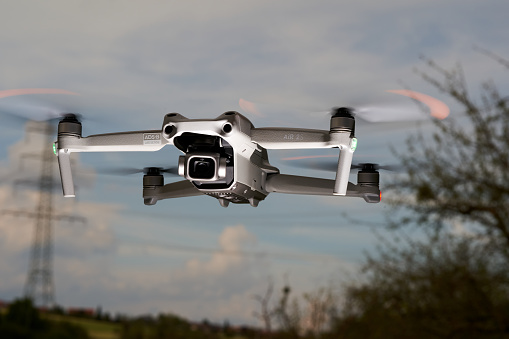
[240, 89, 449, 125]
[0, 87, 143, 129]
[0, 88, 82, 123]
[324, 90, 449, 124]
[97, 166, 179, 176]
[327, 104, 426, 123]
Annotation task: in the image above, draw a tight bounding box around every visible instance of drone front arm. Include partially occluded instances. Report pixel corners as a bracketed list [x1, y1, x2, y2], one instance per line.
[251, 127, 332, 149]
[251, 127, 355, 195]
[56, 130, 170, 198]
[58, 130, 169, 153]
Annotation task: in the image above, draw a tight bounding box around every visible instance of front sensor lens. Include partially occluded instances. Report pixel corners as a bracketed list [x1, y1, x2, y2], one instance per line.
[222, 123, 232, 133]
[164, 125, 174, 135]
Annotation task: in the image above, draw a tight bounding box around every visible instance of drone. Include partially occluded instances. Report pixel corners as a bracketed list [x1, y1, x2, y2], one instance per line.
[55, 108, 381, 207]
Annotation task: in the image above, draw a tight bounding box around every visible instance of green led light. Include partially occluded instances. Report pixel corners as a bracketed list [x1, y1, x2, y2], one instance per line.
[351, 138, 357, 152]
[53, 142, 57, 155]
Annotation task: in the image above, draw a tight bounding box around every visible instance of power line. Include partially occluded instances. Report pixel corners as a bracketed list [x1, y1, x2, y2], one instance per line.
[120, 234, 344, 264]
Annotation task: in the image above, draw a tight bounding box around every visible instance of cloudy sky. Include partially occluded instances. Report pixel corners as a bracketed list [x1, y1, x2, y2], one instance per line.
[0, 0, 508, 325]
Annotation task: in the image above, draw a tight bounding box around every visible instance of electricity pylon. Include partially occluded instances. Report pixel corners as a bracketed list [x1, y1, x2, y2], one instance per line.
[2, 121, 84, 307]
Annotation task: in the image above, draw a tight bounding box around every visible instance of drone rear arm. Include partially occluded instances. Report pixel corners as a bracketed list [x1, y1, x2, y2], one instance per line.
[265, 174, 380, 203]
[143, 180, 202, 205]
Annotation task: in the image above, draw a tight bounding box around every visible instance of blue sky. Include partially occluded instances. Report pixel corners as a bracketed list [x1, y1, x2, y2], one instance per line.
[0, 0, 508, 325]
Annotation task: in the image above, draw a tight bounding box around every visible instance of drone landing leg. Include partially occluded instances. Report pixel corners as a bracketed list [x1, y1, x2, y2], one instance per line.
[57, 149, 75, 197]
[333, 144, 354, 195]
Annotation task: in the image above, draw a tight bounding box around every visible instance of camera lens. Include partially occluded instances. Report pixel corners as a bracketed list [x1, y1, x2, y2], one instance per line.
[189, 157, 216, 179]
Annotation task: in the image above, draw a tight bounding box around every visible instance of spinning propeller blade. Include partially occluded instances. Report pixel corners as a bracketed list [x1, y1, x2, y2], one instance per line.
[0, 87, 140, 127]
[386, 89, 450, 120]
[350, 163, 400, 172]
[328, 90, 449, 123]
[97, 166, 179, 176]
[240, 90, 449, 125]
[0, 88, 82, 122]
[0, 88, 78, 99]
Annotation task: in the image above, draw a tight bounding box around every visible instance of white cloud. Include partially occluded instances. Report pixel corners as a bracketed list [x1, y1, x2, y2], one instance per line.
[27, 224, 268, 324]
[183, 224, 257, 275]
[97, 223, 359, 324]
[114, 225, 268, 323]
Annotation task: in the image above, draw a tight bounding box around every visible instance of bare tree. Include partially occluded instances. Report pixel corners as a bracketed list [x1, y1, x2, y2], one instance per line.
[253, 276, 339, 337]
[300, 287, 338, 337]
[330, 53, 509, 338]
[387, 53, 509, 253]
[253, 278, 276, 334]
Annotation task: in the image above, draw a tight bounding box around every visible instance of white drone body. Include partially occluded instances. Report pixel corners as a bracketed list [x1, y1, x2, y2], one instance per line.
[55, 110, 380, 207]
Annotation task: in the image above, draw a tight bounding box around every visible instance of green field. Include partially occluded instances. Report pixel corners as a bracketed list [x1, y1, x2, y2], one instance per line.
[43, 314, 121, 339]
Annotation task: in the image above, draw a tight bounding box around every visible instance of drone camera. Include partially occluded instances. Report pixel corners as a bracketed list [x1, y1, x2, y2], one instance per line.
[190, 156, 216, 179]
[179, 153, 227, 182]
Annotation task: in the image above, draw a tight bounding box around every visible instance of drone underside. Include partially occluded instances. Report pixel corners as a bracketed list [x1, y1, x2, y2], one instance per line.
[55, 110, 381, 207]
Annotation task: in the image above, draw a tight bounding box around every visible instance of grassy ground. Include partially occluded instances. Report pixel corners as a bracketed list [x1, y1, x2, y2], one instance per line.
[43, 313, 121, 339]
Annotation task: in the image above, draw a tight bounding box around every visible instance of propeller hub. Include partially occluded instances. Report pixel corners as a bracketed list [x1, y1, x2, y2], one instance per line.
[145, 167, 162, 176]
[61, 113, 80, 123]
[58, 113, 82, 137]
[360, 163, 378, 172]
[332, 107, 354, 118]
